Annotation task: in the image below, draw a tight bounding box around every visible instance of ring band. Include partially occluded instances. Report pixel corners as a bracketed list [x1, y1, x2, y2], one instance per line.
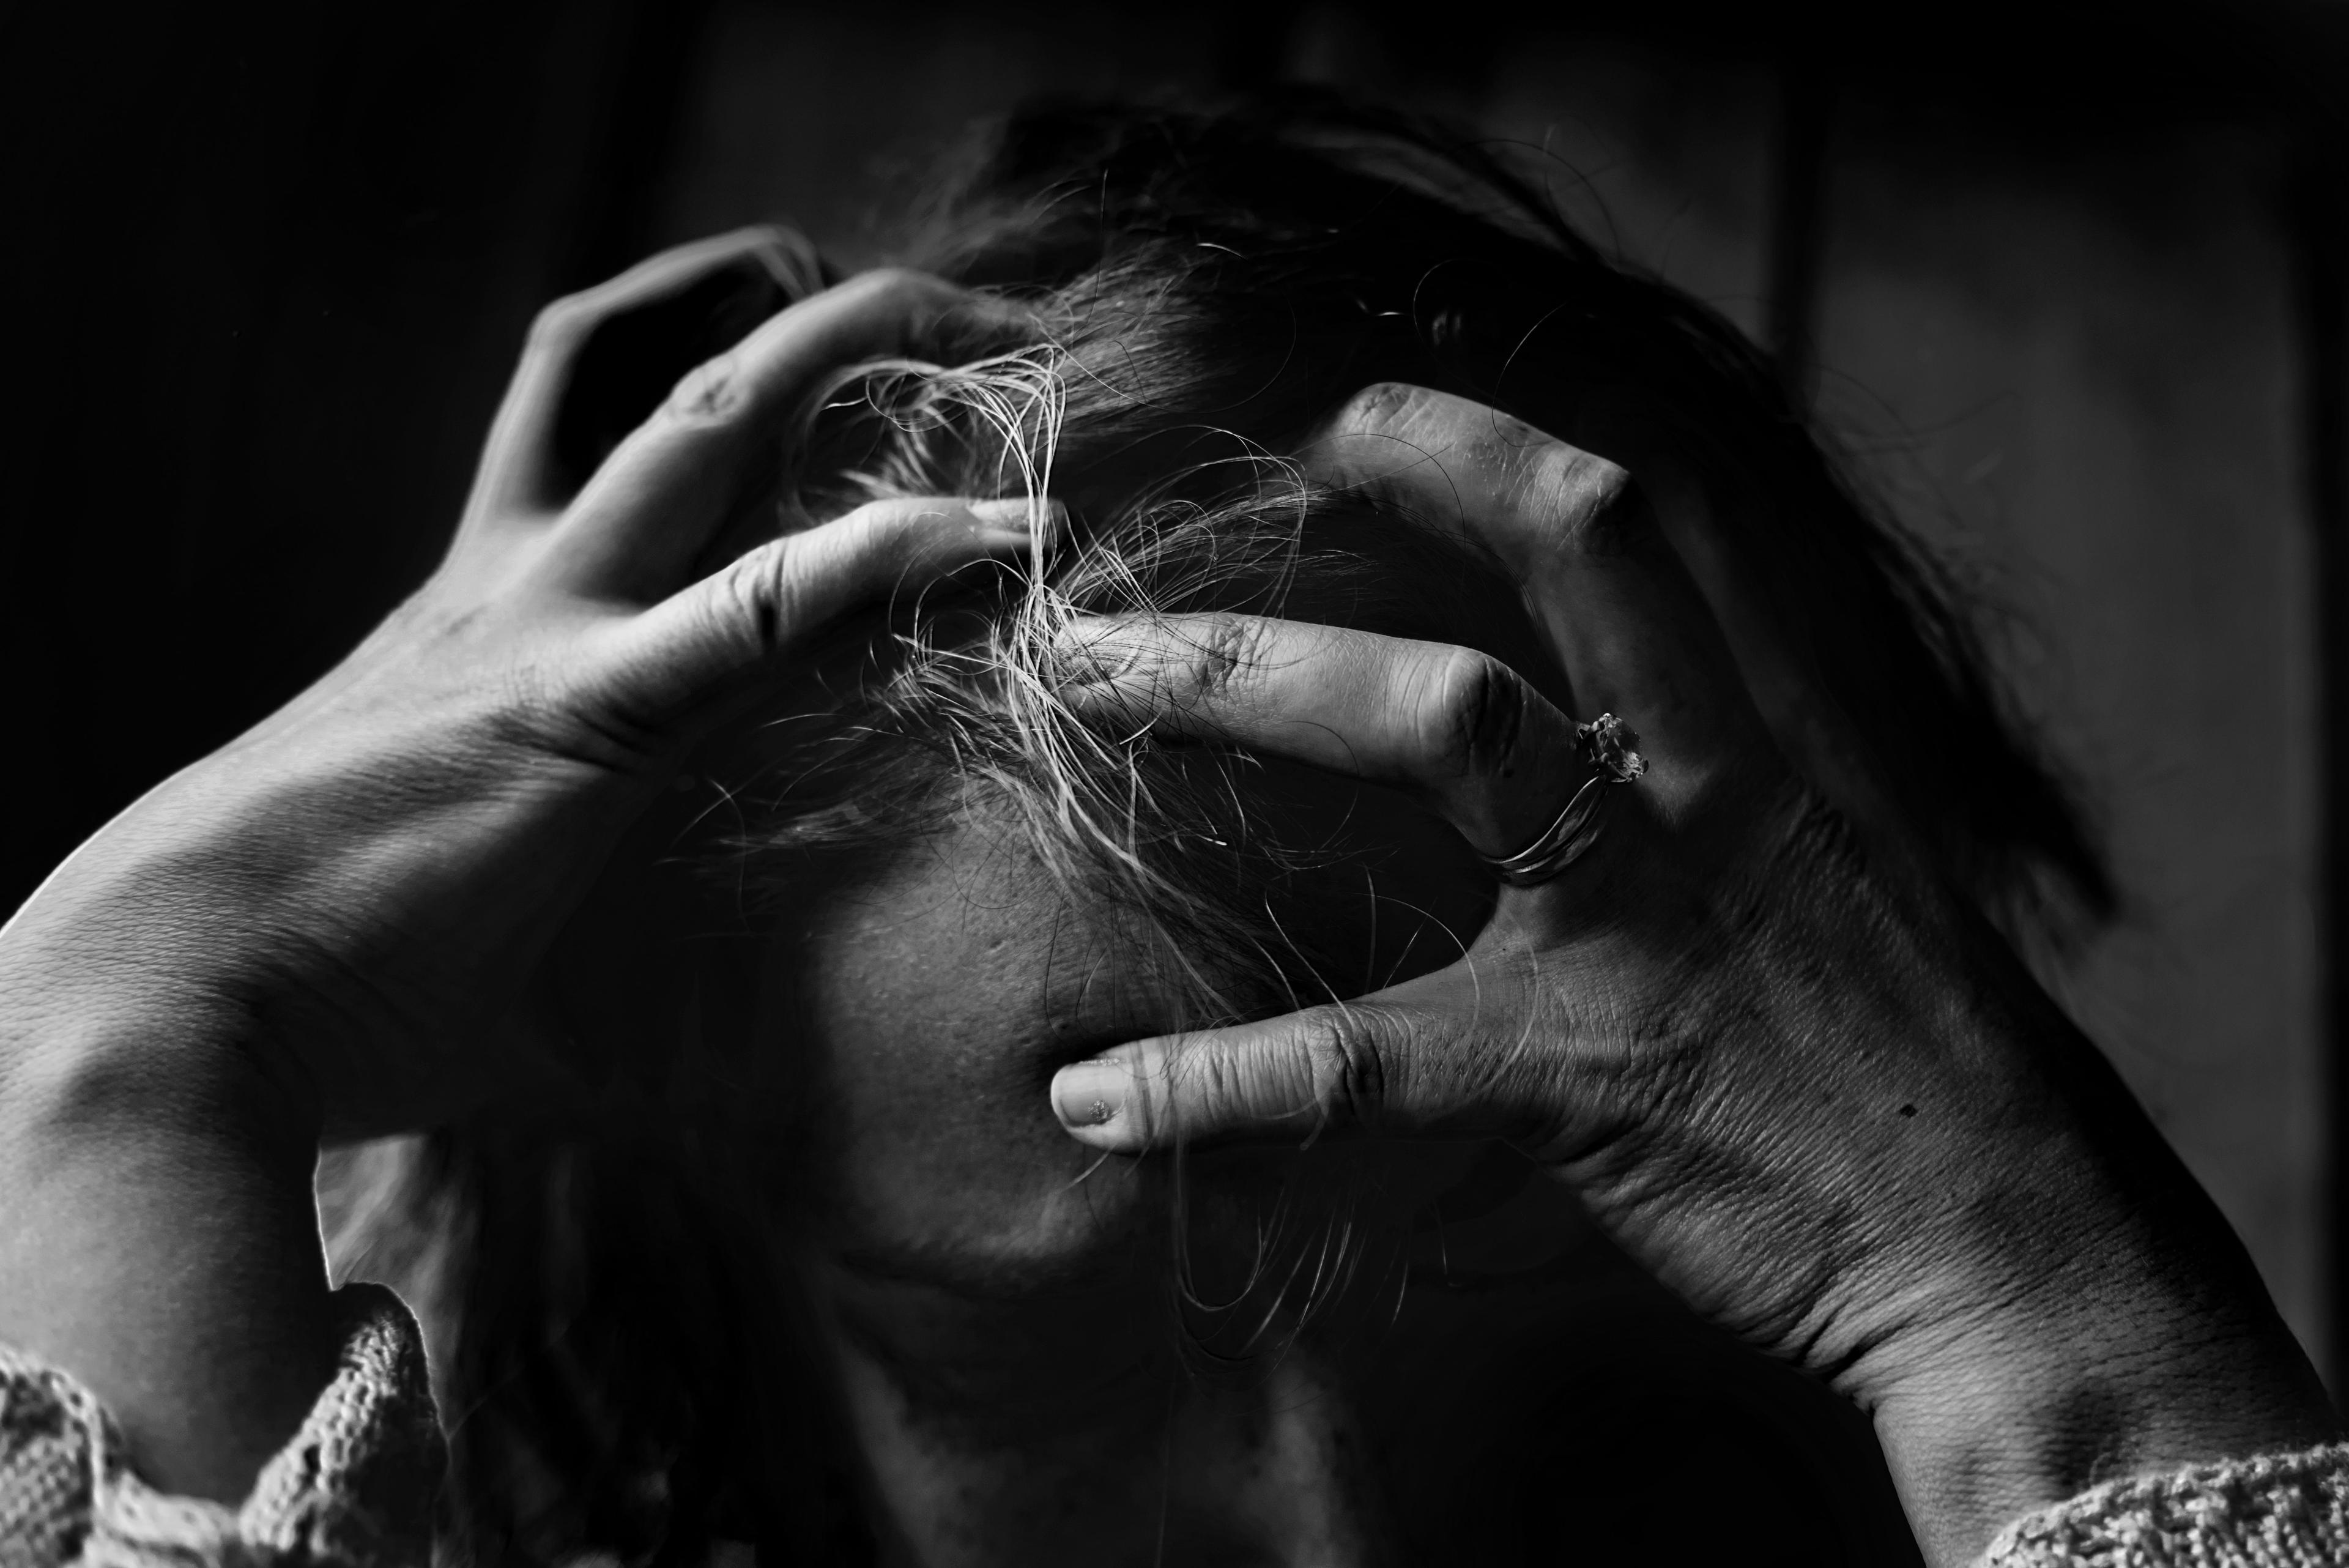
[1482, 713, 1646, 888]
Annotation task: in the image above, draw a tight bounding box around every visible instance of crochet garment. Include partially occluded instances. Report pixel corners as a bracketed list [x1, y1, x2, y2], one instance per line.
[1987, 1445, 2349, 1567]
[0, 1285, 440, 1568]
[0, 1288, 2341, 1566]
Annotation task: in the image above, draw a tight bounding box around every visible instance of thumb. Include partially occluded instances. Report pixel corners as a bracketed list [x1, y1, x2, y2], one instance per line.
[1050, 981, 1485, 1153]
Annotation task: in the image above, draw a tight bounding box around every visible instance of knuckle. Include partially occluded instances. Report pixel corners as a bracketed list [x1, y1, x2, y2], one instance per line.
[1335, 380, 1427, 437]
[719, 540, 795, 656]
[1197, 1044, 1259, 1126]
[1301, 1012, 1389, 1128]
[662, 351, 747, 423]
[1570, 448, 1633, 501]
[1184, 614, 1262, 699]
[1458, 411, 1555, 491]
[1414, 647, 1526, 781]
[525, 295, 595, 354]
[1545, 450, 1646, 554]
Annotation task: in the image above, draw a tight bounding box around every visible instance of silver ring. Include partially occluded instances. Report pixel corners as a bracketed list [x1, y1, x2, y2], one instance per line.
[1481, 713, 1646, 888]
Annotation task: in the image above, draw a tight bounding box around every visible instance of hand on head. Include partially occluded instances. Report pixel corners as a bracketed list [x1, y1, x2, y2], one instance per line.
[0, 226, 2332, 1540]
[1044, 384, 2339, 1566]
[1048, 382, 1783, 1154]
[455, 232, 1046, 732]
[0, 234, 1044, 1498]
[20, 232, 1050, 1139]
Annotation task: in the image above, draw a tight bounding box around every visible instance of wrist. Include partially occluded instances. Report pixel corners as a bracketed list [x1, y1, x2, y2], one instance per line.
[2, 719, 647, 1132]
[1659, 841, 2340, 1563]
[1863, 1276, 2337, 1566]
[1816, 1072, 2340, 1566]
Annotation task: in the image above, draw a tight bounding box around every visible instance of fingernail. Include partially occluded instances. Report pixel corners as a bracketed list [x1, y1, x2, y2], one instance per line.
[1052, 1058, 1129, 1131]
[968, 496, 1067, 540]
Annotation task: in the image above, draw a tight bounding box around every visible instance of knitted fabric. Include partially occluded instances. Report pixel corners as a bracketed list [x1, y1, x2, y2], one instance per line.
[4, 1290, 2347, 1566]
[0, 1284, 442, 1568]
[1985, 1443, 2349, 1567]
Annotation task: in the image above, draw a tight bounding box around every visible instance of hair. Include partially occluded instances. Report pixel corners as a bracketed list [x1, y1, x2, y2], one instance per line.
[321, 93, 2114, 1566]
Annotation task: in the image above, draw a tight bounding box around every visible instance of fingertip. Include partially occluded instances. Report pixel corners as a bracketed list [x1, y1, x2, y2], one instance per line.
[931, 496, 1065, 576]
[1052, 1053, 1151, 1151]
[938, 286, 1045, 344]
[828, 495, 1028, 553]
[967, 495, 1067, 543]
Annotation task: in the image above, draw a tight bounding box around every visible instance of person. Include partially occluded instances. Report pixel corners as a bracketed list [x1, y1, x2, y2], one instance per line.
[1, 97, 2342, 1567]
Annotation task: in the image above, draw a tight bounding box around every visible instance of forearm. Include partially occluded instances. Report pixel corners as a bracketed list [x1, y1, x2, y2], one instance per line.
[0, 984, 336, 1501]
[0, 248, 1023, 1518]
[1745, 893, 2343, 1563]
[0, 768, 396, 1501]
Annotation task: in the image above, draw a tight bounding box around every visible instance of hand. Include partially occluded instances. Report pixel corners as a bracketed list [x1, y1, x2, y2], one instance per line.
[6, 230, 1041, 1137]
[1045, 384, 2337, 1564]
[0, 231, 1041, 1497]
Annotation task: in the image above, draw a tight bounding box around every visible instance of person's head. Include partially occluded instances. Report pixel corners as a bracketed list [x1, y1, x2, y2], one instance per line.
[324, 94, 2110, 1564]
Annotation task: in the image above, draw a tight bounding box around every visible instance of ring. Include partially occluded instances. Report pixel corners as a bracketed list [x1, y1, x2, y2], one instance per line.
[1481, 713, 1647, 888]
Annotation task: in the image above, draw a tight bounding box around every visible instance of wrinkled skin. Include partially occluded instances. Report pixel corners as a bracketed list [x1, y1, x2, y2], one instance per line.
[729, 386, 2337, 1564]
[732, 408, 1934, 1562]
[757, 789, 1916, 1565]
[1, 212, 2330, 1562]
[1046, 386, 2341, 1565]
[0, 236, 1042, 1499]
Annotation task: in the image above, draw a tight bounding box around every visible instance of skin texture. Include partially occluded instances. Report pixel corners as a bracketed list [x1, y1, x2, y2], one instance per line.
[762, 823, 1404, 1564]
[0, 215, 2328, 1562]
[757, 795, 1920, 1564]
[0, 237, 1041, 1499]
[1046, 385, 2342, 1565]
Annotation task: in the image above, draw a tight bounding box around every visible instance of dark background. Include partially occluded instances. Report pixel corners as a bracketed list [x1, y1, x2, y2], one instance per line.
[7, 0, 2349, 1394]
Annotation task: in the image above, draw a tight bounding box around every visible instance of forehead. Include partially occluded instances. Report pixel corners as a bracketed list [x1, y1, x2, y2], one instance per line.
[777, 808, 1200, 1113]
[755, 765, 1490, 1277]
[755, 802, 1187, 1276]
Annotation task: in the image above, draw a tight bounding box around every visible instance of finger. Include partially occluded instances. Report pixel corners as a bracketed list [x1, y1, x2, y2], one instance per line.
[1303, 384, 1767, 795]
[468, 227, 820, 530]
[600, 494, 1051, 726]
[548, 268, 1034, 602]
[1048, 960, 1512, 1152]
[1056, 612, 1584, 856]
